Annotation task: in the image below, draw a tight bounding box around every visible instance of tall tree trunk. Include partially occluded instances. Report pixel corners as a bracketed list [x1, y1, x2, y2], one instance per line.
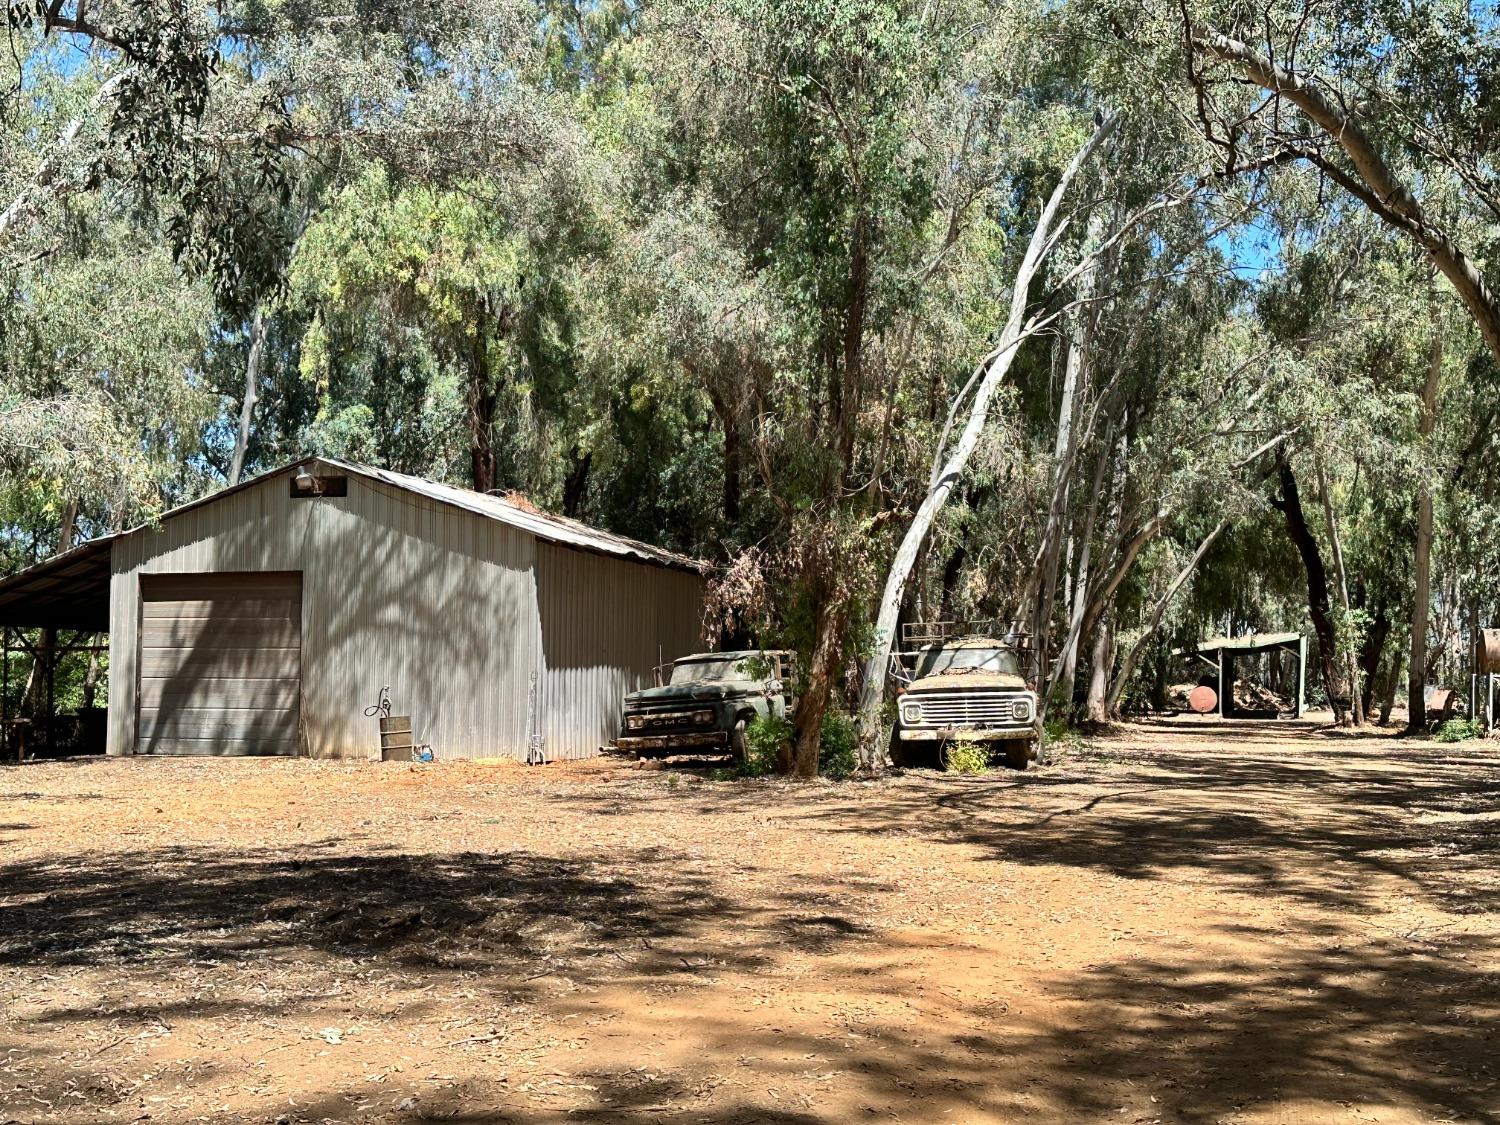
[562, 447, 591, 518]
[81, 646, 102, 710]
[1358, 602, 1391, 718]
[1085, 613, 1114, 724]
[1316, 459, 1364, 725]
[856, 114, 1120, 759]
[1030, 207, 1108, 681]
[937, 542, 967, 622]
[1271, 457, 1345, 723]
[1058, 427, 1113, 702]
[791, 577, 845, 779]
[708, 388, 742, 523]
[1407, 330, 1443, 733]
[1104, 519, 1228, 716]
[228, 305, 265, 487]
[790, 206, 874, 777]
[468, 319, 497, 495]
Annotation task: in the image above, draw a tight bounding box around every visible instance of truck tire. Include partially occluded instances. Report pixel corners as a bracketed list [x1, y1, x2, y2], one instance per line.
[730, 719, 748, 763]
[1005, 741, 1030, 771]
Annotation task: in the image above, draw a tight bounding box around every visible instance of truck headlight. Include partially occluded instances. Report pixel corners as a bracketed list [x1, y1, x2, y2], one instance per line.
[900, 703, 922, 725]
[625, 715, 644, 730]
[1011, 699, 1033, 722]
[693, 710, 714, 725]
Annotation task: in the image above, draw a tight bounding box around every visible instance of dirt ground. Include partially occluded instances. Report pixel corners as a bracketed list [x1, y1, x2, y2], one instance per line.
[1, 718, 1497, 1125]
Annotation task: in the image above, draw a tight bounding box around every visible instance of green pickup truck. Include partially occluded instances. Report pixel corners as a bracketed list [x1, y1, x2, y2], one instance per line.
[616, 650, 797, 760]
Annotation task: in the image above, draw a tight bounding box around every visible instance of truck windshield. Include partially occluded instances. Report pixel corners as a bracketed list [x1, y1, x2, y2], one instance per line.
[670, 659, 752, 684]
[916, 646, 1019, 676]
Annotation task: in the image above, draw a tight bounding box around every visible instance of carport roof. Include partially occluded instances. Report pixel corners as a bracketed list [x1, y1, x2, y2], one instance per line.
[1176, 631, 1303, 656]
[0, 536, 112, 631]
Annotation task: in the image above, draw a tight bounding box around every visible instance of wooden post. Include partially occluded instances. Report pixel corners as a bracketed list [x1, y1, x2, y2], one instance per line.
[2, 624, 8, 760]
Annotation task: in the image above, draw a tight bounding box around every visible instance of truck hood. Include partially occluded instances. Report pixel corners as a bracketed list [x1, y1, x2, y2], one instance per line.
[626, 682, 761, 705]
[906, 671, 1027, 693]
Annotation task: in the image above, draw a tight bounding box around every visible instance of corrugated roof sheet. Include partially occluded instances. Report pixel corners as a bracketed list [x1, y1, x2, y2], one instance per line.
[1178, 631, 1302, 655]
[320, 459, 707, 574]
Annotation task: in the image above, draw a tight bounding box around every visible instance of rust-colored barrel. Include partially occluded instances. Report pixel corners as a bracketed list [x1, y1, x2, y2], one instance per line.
[1480, 629, 1500, 673]
[1188, 685, 1219, 714]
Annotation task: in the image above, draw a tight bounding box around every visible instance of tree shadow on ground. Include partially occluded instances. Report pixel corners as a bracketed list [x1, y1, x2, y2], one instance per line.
[0, 843, 874, 973]
[560, 737, 1500, 918]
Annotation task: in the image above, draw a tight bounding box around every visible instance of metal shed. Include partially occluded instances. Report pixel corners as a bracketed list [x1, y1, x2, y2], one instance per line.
[0, 458, 706, 760]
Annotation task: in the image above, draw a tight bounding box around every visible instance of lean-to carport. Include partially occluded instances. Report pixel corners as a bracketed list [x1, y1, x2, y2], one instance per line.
[0, 538, 112, 759]
[1175, 631, 1307, 719]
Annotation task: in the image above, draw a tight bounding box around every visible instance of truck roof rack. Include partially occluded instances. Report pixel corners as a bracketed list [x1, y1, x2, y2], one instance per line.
[901, 620, 1031, 648]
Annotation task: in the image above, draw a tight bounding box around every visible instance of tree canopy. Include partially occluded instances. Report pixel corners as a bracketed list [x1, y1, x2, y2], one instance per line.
[6, 0, 1500, 768]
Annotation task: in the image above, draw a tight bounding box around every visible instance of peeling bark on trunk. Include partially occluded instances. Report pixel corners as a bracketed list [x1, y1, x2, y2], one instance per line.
[1085, 613, 1114, 724]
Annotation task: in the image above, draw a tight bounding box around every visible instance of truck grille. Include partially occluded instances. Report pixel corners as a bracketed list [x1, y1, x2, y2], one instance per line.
[904, 693, 1026, 727]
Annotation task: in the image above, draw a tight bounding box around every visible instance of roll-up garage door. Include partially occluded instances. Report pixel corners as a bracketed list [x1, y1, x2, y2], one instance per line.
[137, 572, 302, 756]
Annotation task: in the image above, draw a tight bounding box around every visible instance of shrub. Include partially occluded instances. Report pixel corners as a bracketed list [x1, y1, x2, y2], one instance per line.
[1435, 717, 1483, 743]
[818, 711, 858, 779]
[742, 713, 790, 776]
[736, 711, 859, 779]
[944, 738, 989, 775]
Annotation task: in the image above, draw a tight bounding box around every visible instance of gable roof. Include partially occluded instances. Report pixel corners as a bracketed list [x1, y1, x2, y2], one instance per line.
[0, 459, 707, 624]
[320, 459, 707, 574]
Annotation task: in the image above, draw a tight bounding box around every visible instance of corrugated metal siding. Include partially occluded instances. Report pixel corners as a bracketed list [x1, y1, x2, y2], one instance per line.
[535, 541, 704, 760]
[108, 472, 541, 759]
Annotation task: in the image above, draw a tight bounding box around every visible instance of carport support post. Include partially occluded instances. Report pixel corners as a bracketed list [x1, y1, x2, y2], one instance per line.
[45, 633, 54, 757]
[1, 625, 7, 759]
[1295, 636, 1307, 719]
[1218, 651, 1232, 718]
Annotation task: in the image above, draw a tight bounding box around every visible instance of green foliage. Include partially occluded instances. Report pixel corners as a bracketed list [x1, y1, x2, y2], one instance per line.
[1434, 718, 1483, 744]
[818, 711, 859, 780]
[741, 714, 790, 777]
[737, 711, 857, 779]
[943, 739, 990, 776]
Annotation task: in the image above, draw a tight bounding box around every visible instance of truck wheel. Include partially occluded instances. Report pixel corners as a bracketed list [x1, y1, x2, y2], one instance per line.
[1005, 741, 1030, 771]
[730, 719, 748, 762]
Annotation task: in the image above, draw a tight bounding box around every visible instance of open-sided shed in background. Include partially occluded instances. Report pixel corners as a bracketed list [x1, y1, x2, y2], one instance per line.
[1176, 632, 1307, 719]
[0, 458, 706, 760]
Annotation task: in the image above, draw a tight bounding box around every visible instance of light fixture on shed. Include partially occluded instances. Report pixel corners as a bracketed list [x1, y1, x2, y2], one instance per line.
[293, 465, 320, 495]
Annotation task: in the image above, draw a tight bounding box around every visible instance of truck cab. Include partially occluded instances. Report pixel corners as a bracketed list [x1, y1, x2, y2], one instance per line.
[616, 650, 796, 760]
[893, 633, 1039, 770]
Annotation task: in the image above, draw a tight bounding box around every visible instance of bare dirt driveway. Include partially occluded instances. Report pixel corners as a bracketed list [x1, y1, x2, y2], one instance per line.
[1, 719, 1497, 1124]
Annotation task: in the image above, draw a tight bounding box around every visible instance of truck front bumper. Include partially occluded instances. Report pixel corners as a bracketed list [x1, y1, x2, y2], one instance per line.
[615, 731, 730, 752]
[898, 727, 1034, 742]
